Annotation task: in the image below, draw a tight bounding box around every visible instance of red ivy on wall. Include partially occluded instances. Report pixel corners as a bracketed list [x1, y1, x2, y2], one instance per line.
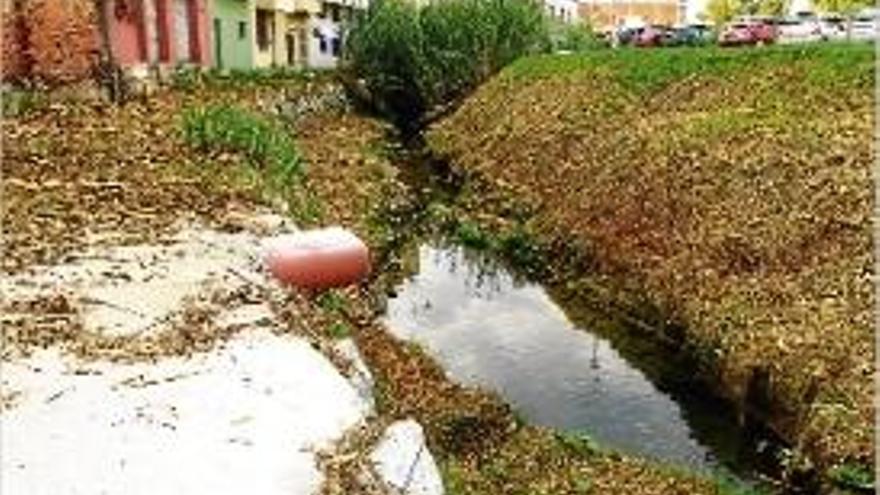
[2, 0, 99, 85]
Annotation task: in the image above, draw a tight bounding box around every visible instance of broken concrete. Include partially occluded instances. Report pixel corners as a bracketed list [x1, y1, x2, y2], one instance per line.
[370, 419, 444, 495]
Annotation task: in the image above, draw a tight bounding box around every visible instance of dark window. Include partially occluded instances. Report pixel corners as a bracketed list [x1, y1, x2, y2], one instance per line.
[238, 21, 247, 40]
[319, 37, 328, 53]
[331, 38, 341, 56]
[331, 6, 341, 22]
[256, 10, 272, 50]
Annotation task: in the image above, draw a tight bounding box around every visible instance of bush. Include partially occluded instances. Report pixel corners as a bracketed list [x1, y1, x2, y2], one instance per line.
[182, 105, 304, 184]
[342, 0, 550, 132]
[551, 22, 605, 52]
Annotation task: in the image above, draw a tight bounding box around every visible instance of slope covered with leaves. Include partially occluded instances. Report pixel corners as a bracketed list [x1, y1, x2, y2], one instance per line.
[428, 45, 875, 480]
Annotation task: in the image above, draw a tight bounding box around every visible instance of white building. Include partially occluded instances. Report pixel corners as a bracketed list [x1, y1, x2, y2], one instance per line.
[545, 0, 580, 23]
[306, 0, 367, 69]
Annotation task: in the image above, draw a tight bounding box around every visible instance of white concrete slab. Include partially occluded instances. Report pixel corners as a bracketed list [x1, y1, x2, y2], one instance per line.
[1, 330, 370, 495]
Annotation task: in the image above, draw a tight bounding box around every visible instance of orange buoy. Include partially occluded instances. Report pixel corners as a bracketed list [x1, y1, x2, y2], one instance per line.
[264, 227, 370, 290]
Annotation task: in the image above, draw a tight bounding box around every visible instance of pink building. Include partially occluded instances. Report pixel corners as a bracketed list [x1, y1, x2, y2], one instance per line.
[108, 0, 211, 71]
[1, 0, 213, 85]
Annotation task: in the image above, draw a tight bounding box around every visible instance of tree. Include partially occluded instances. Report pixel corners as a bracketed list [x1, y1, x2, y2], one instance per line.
[811, 0, 873, 13]
[704, 0, 789, 24]
[756, 0, 788, 16]
[705, 0, 742, 24]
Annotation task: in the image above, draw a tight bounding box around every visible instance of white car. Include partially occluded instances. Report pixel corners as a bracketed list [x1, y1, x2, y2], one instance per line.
[775, 17, 823, 44]
[817, 14, 848, 40]
[850, 10, 879, 41]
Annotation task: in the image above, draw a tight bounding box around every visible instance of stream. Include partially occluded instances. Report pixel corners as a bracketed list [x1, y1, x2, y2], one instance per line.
[382, 239, 777, 483]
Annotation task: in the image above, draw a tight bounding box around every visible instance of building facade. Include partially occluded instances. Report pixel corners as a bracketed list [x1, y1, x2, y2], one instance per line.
[545, 0, 579, 24]
[1, 0, 370, 86]
[212, 0, 254, 70]
[1, 0, 213, 84]
[111, 0, 212, 75]
[578, 0, 681, 29]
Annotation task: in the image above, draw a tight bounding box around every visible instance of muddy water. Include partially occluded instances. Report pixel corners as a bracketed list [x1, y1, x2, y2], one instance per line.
[383, 241, 768, 479]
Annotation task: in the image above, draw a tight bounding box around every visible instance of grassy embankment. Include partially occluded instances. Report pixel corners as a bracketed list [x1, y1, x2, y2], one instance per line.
[428, 44, 875, 488]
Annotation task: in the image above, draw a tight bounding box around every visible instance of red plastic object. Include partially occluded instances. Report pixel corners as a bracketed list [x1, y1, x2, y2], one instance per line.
[264, 227, 371, 290]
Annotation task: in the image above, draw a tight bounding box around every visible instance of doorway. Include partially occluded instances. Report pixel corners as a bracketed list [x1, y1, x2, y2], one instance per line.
[286, 33, 296, 66]
[214, 18, 223, 69]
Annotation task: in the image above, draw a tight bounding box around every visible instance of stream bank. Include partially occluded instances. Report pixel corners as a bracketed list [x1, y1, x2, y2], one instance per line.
[421, 46, 875, 493]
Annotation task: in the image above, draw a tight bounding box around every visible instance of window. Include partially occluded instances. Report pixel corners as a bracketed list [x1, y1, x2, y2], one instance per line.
[331, 37, 341, 56]
[238, 21, 247, 40]
[319, 37, 328, 53]
[331, 6, 341, 22]
[256, 9, 273, 51]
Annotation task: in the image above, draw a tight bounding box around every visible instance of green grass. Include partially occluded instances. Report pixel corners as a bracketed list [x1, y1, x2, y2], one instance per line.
[328, 321, 352, 339]
[317, 290, 349, 314]
[713, 475, 770, 495]
[2, 89, 48, 117]
[829, 462, 874, 491]
[181, 105, 304, 186]
[505, 43, 875, 93]
[553, 431, 603, 457]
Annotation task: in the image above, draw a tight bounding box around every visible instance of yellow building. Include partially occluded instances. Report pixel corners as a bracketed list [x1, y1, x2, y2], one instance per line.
[578, 0, 684, 30]
[252, 0, 319, 68]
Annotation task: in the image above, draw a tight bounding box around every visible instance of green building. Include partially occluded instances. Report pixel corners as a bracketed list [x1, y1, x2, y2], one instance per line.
[212, 0, 254, 70]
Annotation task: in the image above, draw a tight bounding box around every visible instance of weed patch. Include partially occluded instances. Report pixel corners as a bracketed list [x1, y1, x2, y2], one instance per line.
[182, 105, 304, 187]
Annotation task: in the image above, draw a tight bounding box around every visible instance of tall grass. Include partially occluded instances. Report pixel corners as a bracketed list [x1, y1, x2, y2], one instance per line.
[342, 0, 550, 132]
[182, 105, 304, 184]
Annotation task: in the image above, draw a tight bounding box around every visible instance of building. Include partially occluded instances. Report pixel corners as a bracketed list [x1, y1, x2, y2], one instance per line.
[545, 0, 579, 24]
[112, 0, 212, 76]
[1, 0, 368, 86]
[214, 0, 364, 71]
[1, 0, 212, 85]
[578, 0, 681, 30]
[306, 0, 365, 68]
[212, 0, 254, 70]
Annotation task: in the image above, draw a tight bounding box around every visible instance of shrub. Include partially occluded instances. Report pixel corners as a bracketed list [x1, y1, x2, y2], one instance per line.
[551, 22, 605, 52]
[342, 0, 550, 132]
[182, 105, 304, 184]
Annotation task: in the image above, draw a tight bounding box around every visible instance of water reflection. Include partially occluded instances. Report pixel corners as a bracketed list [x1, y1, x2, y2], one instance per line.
[384, 243, 750, 473]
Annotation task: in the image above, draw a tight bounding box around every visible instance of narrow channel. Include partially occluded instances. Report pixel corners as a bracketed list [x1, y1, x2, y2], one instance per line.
[381, 239, 777, 483]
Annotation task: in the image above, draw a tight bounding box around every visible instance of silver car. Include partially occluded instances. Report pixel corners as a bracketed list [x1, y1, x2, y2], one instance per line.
[850, 9, 879, 41]
[776, 17, 823, 44]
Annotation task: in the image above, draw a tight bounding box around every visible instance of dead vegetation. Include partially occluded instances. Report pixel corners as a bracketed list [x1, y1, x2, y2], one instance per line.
[3, 71, 792, 494]
[428, 45, 875, 484]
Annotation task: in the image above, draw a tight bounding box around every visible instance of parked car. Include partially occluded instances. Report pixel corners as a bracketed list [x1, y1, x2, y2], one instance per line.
[633, 25, 675, 47]
[669, 24, 716, 45]
[817, 14, 848, 40]
[719, 21, 776, 46]
[775, 17, 823, 44]
[850, 9, 879, 41]
[614, 26, 641, 46]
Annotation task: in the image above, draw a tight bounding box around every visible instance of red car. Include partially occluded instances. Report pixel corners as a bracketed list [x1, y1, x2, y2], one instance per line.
[633, 25, 673, 47]
[719, 21, 776, 46]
